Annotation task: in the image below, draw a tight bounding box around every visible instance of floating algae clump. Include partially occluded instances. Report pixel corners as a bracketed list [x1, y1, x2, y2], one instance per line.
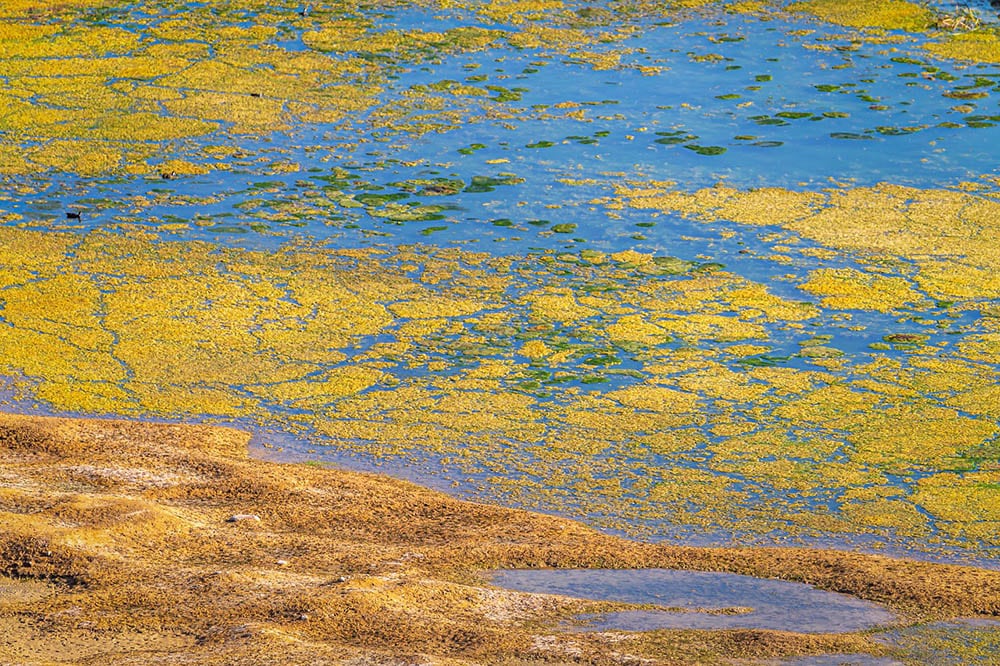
[303, 21, 503, 55]
[926, 29, 1000, 63]
[799, 268, 924, 312]
[788, 0, 935, 32]
[614, 182, 1000, 304]
[0, 0, 113, 16]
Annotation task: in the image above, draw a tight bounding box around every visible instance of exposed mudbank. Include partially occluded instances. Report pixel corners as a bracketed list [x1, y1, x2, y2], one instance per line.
[1, 412, 999, 664]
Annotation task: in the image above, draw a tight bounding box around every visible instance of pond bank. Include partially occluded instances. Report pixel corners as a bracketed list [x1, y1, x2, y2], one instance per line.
[1, 412, 998, 664]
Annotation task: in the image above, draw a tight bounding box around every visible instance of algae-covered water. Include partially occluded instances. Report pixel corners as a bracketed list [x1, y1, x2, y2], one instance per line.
[1, 0, 999, 575]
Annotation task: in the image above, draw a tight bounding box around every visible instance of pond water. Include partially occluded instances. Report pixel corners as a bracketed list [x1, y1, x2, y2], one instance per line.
[777, 657, 902, 666]
[490, 568, 896, 633]
[0, 0, 999, 570]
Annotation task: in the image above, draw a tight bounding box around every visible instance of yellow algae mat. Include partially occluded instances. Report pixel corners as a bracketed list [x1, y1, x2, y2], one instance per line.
[1, 413, 999, 664]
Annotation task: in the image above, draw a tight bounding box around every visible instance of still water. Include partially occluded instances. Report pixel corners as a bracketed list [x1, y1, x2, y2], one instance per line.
[490, 567, 896, 632]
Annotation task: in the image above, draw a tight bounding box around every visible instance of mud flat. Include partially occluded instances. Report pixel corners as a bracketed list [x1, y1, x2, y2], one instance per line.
[1, 412, 999, 665]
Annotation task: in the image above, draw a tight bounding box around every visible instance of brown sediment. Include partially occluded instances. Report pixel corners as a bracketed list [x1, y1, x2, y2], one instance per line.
[0, 412, 997, 664]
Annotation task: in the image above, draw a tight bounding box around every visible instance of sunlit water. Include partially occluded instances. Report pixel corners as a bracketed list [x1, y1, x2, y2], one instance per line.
[490, 567, 896, 632]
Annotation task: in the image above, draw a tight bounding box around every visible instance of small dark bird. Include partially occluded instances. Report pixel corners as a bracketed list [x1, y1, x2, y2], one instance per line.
[299, 4, 311, 17]
[66, 211, 81, 220]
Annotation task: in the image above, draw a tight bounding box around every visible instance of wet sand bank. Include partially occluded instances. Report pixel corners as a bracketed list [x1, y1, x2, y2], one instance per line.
[1, 412, 998, 664]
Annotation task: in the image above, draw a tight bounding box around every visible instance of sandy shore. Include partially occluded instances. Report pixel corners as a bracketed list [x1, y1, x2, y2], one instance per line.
[1, 412, 998, 664]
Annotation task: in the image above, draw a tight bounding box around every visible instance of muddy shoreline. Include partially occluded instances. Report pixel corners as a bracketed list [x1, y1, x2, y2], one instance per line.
[2, 412, 998, 664]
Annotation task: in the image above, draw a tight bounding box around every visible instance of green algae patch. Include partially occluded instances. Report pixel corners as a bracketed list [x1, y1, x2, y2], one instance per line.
[303, 22, 504, 56]
[2, 413, 1000, 664]
[884, 620, 1000, 665]
[788, 0, 935, 32]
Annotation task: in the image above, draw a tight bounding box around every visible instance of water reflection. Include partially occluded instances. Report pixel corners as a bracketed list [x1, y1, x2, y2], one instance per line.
[491, 568, 895, 633]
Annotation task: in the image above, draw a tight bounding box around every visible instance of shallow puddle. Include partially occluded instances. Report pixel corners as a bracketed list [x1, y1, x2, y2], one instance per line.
[777, 656, 902, 666]
[491, 568, 895, 633]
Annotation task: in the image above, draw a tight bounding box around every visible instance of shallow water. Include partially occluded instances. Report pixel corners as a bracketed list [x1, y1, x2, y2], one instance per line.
[490, 568, 896, 633]
[776, 656, 902, 666]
